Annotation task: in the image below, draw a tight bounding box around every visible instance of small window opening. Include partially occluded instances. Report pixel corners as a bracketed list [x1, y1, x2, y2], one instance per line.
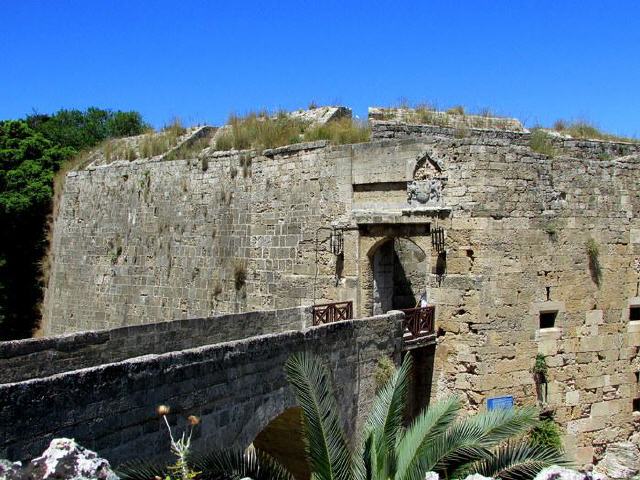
[635, 371, 640, 383]
[539, 311, 557, 329]
[633, 398, 640, 413]
[546, 287, 551, 301]
[630, 306, 640, 321]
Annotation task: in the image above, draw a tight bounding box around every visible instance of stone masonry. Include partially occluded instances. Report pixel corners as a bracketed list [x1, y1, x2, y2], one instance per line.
[0, 307, 309, 383]
[0, 310, 404, 464]
[38, 106, 640, 465]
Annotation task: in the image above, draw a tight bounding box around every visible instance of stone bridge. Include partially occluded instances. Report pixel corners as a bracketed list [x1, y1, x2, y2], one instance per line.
[0, 307, 411, 468]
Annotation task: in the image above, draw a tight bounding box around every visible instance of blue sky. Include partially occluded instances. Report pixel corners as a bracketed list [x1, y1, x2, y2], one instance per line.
[1, 1, 639, 137]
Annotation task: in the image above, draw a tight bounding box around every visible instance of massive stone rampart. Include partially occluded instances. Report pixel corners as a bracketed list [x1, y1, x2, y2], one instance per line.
[42, 141, 358, 334]
[0, 307, 309, 383]
[0, 311, 404, 464]
[41, 112, 640, 465]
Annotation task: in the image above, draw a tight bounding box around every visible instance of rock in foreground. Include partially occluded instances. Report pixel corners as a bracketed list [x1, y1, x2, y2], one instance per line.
[0, 438, 118, 480]
[594, 441, 640, 480]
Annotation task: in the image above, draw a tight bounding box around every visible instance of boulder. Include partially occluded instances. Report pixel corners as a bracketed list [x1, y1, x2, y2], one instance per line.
[534, 465, 606, 480]
[424, 472, 439, 480]
[0, 459, 23, 480]
[594, 441, 640, 479]
[462, 474, 494, 480]
[0, 438, 118, 480]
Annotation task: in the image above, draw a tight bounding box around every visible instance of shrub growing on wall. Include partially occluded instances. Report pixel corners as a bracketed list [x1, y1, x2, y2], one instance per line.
[373, 355, 396, 392]
[530, 418, 564, 452]
[586, 237, 602, 287]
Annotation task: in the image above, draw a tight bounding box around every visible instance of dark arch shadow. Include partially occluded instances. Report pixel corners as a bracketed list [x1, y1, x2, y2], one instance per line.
[252, 406, 309, 480]
[369, 237, 427, 315]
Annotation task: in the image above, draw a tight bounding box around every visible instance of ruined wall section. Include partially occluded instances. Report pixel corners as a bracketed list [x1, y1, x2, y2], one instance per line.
[372, 121, 640, 160]
[43, 144, 353, 334]
[424, 138, 640, 464]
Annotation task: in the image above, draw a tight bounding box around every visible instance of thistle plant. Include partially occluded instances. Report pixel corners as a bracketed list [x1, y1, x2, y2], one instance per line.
[157, 405, 200, 480]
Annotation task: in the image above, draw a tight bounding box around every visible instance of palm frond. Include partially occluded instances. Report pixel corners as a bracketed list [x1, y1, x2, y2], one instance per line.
[430, 405, 540, 475]
[461, 405, 540, 448]
[115, 458, 168, 480]
[458, 441, 568, 480]
[190, 448, 295, 480]
[361, 354, 412, 479]
[360, 430, 378, 480]
[285, 352, 353, 480]
[395, 396, 461, 480]
[426, 434, 491, 477]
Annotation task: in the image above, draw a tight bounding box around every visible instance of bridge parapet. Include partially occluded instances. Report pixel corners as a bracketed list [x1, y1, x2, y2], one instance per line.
[0, 307, 310, 384]
[0, 311, 404, 464]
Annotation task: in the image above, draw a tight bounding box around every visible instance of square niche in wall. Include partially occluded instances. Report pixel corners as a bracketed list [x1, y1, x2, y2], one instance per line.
[539, 310, 558, 330]
[630, 306, 640, 321]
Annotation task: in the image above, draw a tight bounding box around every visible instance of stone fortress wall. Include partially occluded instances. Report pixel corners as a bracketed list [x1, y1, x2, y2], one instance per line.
[0, 309, 404, 464]
[38, 105, 640, 465]
[42, 140, 357, 334]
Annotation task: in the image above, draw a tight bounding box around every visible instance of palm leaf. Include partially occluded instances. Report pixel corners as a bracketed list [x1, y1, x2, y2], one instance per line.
[115, 458, 168, 480]
[284, 352, 353, 480]
[458, 441, 568, 480]
[360, 430, 378, 480]
[394, 396, 461, 480]
[190, 447, 295, 480]
[361, 354, 412, 479]
[424, 433, 491, 477]
[432, 405, 540, 475]
[459, 405, 539, 448]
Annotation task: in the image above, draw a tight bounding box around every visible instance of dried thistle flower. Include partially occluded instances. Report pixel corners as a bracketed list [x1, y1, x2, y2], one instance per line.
[157, 405, 170, 416]
[187, 415, 200, 426]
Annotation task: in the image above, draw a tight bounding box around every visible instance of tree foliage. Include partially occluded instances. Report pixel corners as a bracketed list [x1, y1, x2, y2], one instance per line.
[0, 108, 148, 339]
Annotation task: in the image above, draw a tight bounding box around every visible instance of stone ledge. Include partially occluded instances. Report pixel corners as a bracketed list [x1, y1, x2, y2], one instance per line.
[263, 140, 330, 157]
[352, 206, 451, 225]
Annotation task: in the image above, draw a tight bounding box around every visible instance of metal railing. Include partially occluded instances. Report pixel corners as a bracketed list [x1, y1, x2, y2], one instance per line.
[312, 301, 353, 326]
[400, 306, 435, 340]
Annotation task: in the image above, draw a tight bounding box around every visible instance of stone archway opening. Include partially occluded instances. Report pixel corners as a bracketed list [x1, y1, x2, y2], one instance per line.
[252, 406, 309, 480]
[370, 237, 428, 315]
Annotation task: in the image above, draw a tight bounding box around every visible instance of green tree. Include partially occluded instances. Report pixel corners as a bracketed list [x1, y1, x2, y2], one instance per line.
[0, 108, 148, 339]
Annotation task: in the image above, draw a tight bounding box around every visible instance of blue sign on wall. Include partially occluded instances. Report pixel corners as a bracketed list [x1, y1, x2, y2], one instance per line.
[487, 396, 514, 411]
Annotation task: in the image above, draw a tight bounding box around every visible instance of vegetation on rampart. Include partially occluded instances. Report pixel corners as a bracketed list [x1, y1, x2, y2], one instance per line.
[377, 100, 639, 144]
[375, 101, 517, 130]
[0, 108, 148, 339]
[214, 110, 370, 152]
[529, 130, 557, 157]
[553, 119, 638, 143]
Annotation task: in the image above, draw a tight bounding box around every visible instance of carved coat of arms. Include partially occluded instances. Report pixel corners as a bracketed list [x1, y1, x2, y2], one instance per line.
[408, 178, 444, 205]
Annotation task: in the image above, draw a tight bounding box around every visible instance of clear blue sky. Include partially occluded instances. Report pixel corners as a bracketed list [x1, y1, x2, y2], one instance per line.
[1, 1, 639, 137]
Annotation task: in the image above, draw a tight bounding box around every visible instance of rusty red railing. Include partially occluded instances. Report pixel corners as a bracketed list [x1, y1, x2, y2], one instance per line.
[312, 301, 353, 326]
[400, 306, 435, 340]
